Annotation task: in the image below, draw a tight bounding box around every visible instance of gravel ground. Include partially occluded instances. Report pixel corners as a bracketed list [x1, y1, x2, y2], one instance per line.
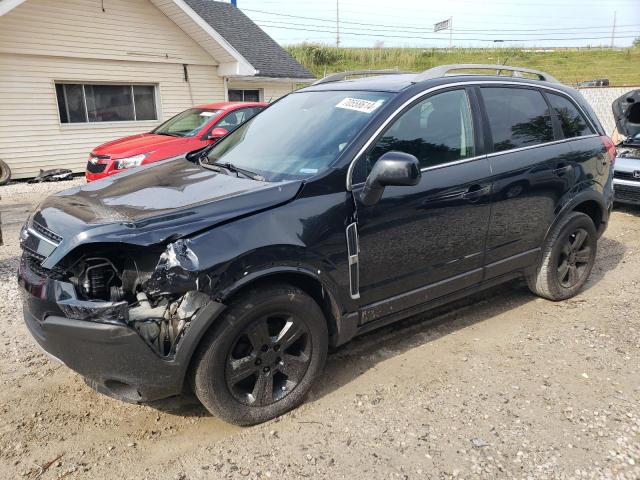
[0, 180, 639, 480]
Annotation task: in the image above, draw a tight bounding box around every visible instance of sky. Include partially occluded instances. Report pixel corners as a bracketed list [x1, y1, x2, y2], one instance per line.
[229, 0, 640, 48]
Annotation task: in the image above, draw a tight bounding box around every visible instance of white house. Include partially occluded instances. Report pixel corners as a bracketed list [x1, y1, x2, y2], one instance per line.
[0, 0, 315, 179]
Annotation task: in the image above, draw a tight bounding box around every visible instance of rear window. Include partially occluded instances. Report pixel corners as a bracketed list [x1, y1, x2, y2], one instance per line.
[482, 87, 554, 152]
[546, 93, 593, 138]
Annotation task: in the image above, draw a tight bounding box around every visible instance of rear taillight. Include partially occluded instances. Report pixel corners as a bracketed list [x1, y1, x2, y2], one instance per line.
[600, 135, 616, 166]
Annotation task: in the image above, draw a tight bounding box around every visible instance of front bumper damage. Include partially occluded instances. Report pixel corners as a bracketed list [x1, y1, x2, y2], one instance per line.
[17, 161, 305, 403]
[18, 250, 224, 403]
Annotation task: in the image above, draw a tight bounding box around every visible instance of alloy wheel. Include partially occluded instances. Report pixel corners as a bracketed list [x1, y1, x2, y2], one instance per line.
[225, 313, 311, 406]
[557, 227, 592, 288]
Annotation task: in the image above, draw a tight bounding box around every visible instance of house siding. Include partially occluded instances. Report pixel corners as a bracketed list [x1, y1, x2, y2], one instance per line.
[0, 0, 226, 179]
[0, 54, 224, 178]
[0, 0, 216, 65]
[150, 0, 240, 67]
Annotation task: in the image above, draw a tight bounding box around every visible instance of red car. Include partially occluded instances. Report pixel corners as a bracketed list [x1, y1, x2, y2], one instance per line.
[86, 101, 267, 181]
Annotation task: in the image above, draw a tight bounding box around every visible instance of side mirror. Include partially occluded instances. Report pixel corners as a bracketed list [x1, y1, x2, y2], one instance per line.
[207, 127, 229, 141]
[359, 151, 421, 206]
[185, 147, 208, 163]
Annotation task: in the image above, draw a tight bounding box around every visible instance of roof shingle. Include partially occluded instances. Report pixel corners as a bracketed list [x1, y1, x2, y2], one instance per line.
[184, 0, 315, 79]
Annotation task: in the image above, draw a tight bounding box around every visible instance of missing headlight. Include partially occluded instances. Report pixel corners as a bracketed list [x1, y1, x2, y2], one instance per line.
[77, 258, 119, 301]
[58, 246, 211, 356]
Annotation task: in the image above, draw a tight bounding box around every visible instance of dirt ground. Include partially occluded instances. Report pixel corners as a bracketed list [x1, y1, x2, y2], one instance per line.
[0, 179, 639, 480]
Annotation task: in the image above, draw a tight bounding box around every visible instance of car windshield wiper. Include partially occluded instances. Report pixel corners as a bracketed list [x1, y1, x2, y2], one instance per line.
[155, 132, 183, 137]
[202, 161, 265, 181]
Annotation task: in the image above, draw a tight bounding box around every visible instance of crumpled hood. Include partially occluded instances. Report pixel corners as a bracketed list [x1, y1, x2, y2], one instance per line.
[33, 158, 302, 268]
[612, 89, 640, 140]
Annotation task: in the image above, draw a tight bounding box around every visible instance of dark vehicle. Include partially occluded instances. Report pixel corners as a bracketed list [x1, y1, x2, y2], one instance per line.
[576, 78, 609, 88]
[612, 89, 640, 205]
[19, 65, 614, 425]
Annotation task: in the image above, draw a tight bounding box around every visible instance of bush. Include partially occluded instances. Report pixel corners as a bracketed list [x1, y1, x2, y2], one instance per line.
[288, 44, 342, 66]
[285, 45, 640, 86]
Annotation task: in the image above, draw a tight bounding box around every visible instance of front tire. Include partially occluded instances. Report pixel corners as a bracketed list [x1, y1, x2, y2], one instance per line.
[527, 212, 597, 301]
[191, 284, 328, 426]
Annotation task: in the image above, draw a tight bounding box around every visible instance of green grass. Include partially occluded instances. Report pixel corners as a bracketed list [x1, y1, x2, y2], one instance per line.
[286, 44, 640, 86]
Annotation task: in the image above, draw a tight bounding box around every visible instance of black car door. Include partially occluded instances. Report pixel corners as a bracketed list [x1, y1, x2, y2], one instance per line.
[478, 86, 580, 278]
[351, 88, 492, 322]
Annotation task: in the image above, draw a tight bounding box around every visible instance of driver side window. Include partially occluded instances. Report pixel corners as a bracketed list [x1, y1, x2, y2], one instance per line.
[366, 89, 475, 173]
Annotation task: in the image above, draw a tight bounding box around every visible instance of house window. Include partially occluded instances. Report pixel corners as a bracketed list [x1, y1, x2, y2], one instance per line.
[228, 89, 261, 102]
[55, 83, 157, 123]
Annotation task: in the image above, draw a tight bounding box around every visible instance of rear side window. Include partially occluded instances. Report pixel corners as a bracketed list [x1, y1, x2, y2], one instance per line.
[367, 89, 475, 170]
[482, 87, 553, 152]
[546, 93, 593, 138]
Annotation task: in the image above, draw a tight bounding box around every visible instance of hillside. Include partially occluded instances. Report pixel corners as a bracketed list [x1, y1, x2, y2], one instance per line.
[287, 45, 640, 86]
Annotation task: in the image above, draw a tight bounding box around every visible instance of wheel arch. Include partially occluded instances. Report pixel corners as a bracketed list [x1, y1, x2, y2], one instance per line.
[218, 267, 343, 346]
[546, 190, 608, 244]
[175, 267, 344, 395]
[572, 199, 604, 234]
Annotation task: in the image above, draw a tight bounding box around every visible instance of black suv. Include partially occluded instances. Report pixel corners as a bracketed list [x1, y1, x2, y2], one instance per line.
[19, 65, 614, 425]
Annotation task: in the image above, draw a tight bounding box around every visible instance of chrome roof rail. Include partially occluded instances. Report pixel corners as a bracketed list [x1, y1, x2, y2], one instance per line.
[312, 69, 410, 86]
[413, 64, 560, 84]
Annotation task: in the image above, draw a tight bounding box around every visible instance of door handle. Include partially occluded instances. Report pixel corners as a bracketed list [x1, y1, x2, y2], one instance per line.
[461, 185, 490, 201]
[553, 165, 572, 175]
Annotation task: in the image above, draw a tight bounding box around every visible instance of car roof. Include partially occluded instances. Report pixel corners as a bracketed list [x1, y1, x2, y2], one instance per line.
[192, 101, 268, 111]
[299, 74, 418, 93]
[298, 73, 572, 94]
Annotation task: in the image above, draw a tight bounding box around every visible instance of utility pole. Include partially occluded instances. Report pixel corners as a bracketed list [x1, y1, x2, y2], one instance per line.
[611, 11, 616, 48]
[336, 0, 340, 47]
[449, 17, 453, 49]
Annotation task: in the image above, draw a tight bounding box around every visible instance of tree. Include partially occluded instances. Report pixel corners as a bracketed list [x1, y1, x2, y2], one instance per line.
[633, 37, 640, 47]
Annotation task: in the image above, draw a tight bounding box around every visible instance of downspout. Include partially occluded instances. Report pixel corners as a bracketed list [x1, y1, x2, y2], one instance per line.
[183, 64, 194, 105]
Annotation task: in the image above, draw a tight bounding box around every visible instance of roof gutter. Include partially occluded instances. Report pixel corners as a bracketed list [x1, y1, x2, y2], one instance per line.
[229, 75, 316, 84]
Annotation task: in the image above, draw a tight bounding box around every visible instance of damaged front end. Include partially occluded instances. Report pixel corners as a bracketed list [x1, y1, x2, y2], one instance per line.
[44, 242, 213, 358]
[129, 290, 209, 357]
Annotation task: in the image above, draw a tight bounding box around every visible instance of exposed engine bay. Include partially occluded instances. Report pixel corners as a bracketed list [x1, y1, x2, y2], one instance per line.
[616, 144, 640, 159]
[63, 250, 209, 357]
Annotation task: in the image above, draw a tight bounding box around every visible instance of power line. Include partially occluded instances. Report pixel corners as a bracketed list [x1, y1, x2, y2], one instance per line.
[241, 1, 637, 23]
[242, 0, 636, 10]
[256, 21, 639, 42]
[336, 0, 340, 47]
[243, 7, 640, 34]
[254, 17, 638, 37]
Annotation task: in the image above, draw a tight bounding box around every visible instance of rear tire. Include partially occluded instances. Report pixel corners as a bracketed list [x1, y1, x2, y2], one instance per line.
[527, 212, 597, 301]
[0, 159, 11, 185]
[191, 284, 328, 426]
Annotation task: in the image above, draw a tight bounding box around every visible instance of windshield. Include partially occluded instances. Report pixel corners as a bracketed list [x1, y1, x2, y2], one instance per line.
[206, 91, 393, 181]
[153, 108, 222, 137]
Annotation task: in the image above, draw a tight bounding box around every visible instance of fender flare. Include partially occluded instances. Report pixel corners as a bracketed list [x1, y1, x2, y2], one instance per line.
[218, 265, 345, 342]
[217, 265, 341, 302]
[544, 188, 608, 245]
